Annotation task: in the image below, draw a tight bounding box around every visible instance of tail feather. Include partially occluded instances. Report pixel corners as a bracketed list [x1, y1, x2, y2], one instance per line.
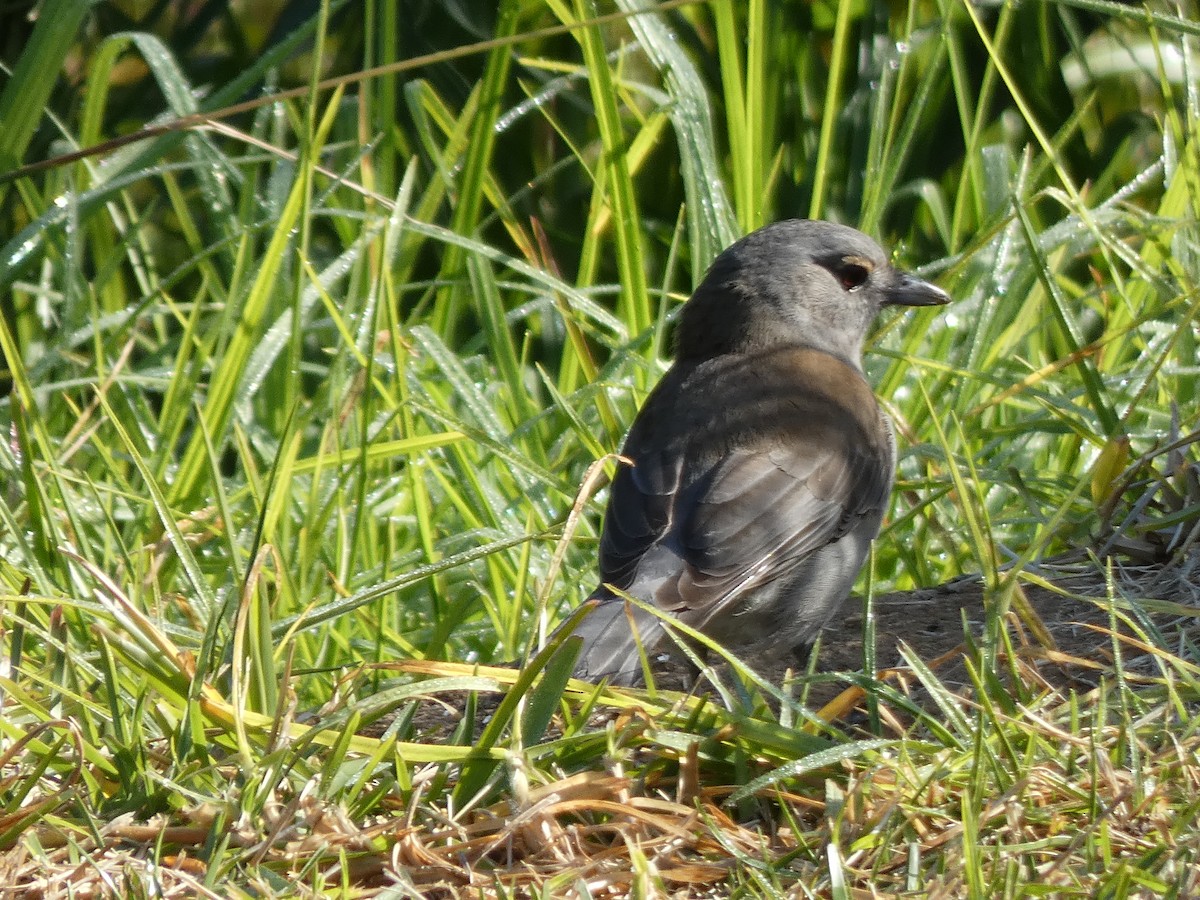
[570, 591, 664, 686]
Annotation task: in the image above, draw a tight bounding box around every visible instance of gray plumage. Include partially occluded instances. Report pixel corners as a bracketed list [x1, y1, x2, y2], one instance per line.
[570, 219, 950, 686]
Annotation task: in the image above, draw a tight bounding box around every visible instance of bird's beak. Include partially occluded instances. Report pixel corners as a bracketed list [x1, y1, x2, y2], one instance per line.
[884, 271, 951, 307]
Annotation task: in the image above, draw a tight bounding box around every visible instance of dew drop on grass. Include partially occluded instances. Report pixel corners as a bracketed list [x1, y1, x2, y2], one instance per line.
[8, 239, 39, 269]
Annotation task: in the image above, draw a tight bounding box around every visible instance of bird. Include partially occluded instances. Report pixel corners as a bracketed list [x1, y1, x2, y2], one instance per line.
[568, 219, 950, 686]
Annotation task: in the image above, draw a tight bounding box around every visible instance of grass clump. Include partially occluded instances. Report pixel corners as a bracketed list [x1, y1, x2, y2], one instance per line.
[1, 0, 1199, 895]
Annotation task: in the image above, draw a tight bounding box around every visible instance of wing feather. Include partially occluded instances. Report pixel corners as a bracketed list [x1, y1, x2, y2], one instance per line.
[598, 348, 892, 618]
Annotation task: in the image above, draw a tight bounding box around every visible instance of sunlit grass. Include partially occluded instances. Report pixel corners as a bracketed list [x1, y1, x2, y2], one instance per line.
[1, 0, 1198, 895]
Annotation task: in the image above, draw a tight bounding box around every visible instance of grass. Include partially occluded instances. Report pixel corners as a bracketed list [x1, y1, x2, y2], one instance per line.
[1, 0, 1199, 895]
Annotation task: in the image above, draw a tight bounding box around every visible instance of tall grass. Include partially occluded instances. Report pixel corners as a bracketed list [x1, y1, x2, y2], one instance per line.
[1, 0, 1198, 895]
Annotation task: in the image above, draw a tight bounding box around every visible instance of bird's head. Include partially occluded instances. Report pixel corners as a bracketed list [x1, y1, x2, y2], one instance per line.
[676, 219, 950, 367]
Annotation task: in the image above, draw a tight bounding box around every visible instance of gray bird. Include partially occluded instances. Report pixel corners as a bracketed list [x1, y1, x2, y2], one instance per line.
[570, 219, 950, 685]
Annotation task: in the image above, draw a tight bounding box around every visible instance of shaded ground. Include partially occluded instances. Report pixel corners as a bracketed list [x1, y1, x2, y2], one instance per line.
[645, 555, 1200, 706]
[788, 555, 1200, 710]
[394, 555, 1200, 740]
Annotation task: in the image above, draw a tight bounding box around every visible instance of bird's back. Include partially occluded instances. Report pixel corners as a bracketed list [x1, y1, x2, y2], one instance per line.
[574, 345, 894, 683]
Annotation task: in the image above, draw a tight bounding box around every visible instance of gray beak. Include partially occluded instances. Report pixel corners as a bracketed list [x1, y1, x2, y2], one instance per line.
[884, 271, 951, 307]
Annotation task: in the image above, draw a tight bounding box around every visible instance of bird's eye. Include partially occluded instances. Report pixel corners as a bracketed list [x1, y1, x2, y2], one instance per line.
[838, 263, 870, 291]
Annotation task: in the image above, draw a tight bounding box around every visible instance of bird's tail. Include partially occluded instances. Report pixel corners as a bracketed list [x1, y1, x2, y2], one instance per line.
[569, 589, 664, 686]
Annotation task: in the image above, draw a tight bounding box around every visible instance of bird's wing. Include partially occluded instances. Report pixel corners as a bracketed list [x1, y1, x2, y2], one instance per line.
[599, 422, 892, 619]
[676, 438, 889, 614]
[597, 444, 681, 589]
